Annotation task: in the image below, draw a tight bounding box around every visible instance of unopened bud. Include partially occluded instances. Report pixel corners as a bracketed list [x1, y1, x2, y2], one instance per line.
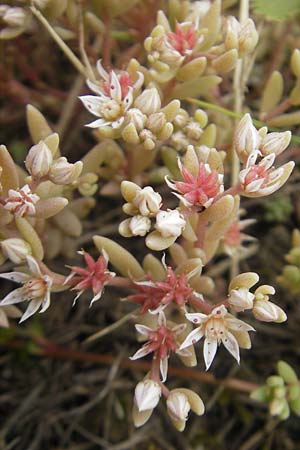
[1, 238, 31, 264]
[238, 19, 258, 55]
[253, 299, 287, 323]
[234, 113, 260, 162]
[25, 141, 53, 178]
[228, 287, 254, 312]
[129, 215, 151, 236]
[147, 112, 166, 133]
[49, 157, 83, 185]
[167, 391, 190, 421]
[134, 88, 161, 115]
[155, 209, 186, 238]
[260, 131, 291, 156]
[2, 6, 27, 27]
[134, 379, 161, 412]
[133, 186, 162, 216]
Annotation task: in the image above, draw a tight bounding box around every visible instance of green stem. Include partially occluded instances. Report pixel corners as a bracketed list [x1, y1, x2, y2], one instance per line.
[30, 6, 88, 78]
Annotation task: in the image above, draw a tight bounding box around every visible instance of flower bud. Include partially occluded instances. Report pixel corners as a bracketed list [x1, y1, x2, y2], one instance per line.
[134, 379, 161, 412]
[147, 112, 166, 133]
[1, 238, 31, 264]
[134, 88, 161, 115]
[25, 141, 53, 178]
[129, 215, 151, 236]
[133, 186, 162, 216]
[155, 209, 186, 238]
[167, 391, 190, 421]
[49, 158, 83, 185]
[238, 19, 258, 55]
[228, 287, 254, 312]
[125, 108, 147, 131]
[2, 6, 27, 27]
[260, 131, 291, 156]
[234, 113, 260, 162]
[253, 300, 287, 323]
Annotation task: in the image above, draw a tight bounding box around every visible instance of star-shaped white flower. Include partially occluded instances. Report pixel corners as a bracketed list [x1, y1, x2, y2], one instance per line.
[180, 305, 255, 370]
[79, 60, 143, 130]
[0, 256, 52, 322]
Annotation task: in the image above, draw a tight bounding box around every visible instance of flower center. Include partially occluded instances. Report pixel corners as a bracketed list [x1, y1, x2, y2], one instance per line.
[101, 99, 123, 120]
[204, 317, 226, 341]
[23, 277, 47, 300]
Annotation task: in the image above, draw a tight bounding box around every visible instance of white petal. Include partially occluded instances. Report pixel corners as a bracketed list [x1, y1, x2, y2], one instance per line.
[20, 299, 42, 323]
[203, 337, 218, 370]
[133, 71, 144, 91]
[185, 312, 207, 324]
[110, 71, 122, 102]
[79, 95, 106, 117]
[222, 331, 240, 363]
[111, 117, 124, 129]
[259, 153, 275, 169]
[226, 317, 255, 332]
[0, 288, 27, 305]
[123, 87, 133, 110]
[0, 271, 29, 283]
[130, 343, 152, 360]
[26, 256, 42, 277]
[180, 327, 204, 350]
[39, 291, 51, 313]
[86, 78, 105, 96]
[246, 178, 264, 193]
[135, 324, 153, 336]
[96, 59, 109, 81]
[160, 356, 168, 382]
[246, 151, 260, 168]
[86, 118, 111, 128]
[89, 290, 103, 307]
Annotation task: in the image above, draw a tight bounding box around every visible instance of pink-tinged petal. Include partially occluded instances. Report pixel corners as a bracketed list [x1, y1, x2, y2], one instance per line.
[79, 95, 107, 117]
[203, 337, 218, 370]
[160, 356, 168, 382]
[185, 312, 207, 324]
[0, 272, 30, 283]
[0, 309, 9, 327]
[180, 327, 204, 350]
[221, 331, 240, 363]
[130, 343, 153, 360]
[85, 118, 111, 128]
[0, 288, 27, 305]
[110, 71, 122, 102]
[20, 299, 42, 323]
[135, 324, 153, 336]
